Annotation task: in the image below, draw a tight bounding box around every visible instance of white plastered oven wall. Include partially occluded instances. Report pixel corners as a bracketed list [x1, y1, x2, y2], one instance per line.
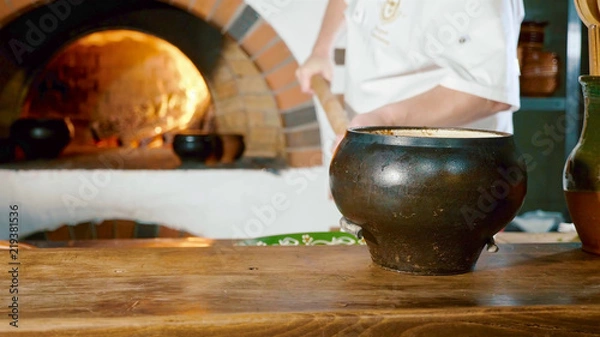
[0, 0, 344, 240]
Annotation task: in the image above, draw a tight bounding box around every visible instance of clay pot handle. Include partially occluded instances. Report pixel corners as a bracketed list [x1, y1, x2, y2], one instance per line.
[339, 217, 363, 239]
[310, 75, 349, 135]
[486, 237, 499, 253]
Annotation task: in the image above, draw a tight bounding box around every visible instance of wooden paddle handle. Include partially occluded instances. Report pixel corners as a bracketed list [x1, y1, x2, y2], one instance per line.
[310, 75, 348, 135]
[590, 24, 600, 75]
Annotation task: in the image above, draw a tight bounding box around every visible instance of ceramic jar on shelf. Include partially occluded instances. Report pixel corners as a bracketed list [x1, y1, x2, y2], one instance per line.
[518, 21, 560, 97]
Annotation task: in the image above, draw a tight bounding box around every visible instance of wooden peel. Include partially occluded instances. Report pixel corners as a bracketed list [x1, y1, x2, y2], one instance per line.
[575, 0, 600, 74]
[310, 75, 349, 135]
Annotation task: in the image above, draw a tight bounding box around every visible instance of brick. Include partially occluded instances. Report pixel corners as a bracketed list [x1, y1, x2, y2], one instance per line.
[244, 148, 279, 158]
[286, 149, 323, 167]
[187, 0, 219, 20]
[158, 225, 182, 238]
[212, 61, 235, 82]
[245, 136, 280, 154]
[227, 4, 260, 41]
[45, 225, 72, 241]
[180, 230, 197, 238]
[222, 37, 250, 60]
[237, 76, 269, 94]
[112, 220, 137, 239]
[215, 97, 244, 115]
[0, 1, 16, 24]
[240, 21, 278, 56]
[135, 223, 159, 238]
[94, 221, 114, 239]
[247, 110, 265, 127]
[71, 222, 95, 240]
[284, 127, 322, 148]
[244, 94, 277, 112]
[264, 110, 283, 127]
[281, 105, 318, 128]
[210, 0, 244, 29]
[247, 126, 280, 145]
[216, 111, 247, 134]
[228, 59, 261, 76]
[276, 84, 312, 111]
[5, 0, 29, 16]
[213, 80, 238, 99]
[254, 40, 292, 72]
[265, 60, 299, 91]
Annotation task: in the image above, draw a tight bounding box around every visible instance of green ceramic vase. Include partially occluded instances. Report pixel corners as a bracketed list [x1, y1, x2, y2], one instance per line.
[564, 75, 600, 255]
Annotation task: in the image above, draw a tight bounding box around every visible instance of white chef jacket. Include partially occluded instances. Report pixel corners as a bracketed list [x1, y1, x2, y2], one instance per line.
[342, 0, 525, 133]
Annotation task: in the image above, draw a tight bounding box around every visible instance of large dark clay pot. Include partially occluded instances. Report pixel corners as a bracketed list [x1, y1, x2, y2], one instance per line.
[9, 118, 74, 160]
[330, 127, 528, 275]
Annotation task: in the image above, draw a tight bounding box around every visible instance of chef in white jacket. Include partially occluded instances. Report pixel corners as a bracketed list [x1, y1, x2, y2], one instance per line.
[297, 0, 525, 143]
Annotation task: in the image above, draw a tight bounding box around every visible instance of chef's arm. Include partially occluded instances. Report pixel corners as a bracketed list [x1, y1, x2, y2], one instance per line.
[349, 86, 511, 128]
[297, 0, 347, 92]
[311, 0, 347, 58]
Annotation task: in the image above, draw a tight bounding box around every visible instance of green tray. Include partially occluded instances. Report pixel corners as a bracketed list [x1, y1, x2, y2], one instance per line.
[236, 232, 366, 246]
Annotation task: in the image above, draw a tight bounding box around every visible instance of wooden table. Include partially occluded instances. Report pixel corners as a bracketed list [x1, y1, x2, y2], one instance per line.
[2, 242, 600, 336]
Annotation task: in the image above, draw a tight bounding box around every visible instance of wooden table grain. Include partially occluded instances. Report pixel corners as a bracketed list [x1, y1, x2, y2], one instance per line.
[3, 242, 600, 336]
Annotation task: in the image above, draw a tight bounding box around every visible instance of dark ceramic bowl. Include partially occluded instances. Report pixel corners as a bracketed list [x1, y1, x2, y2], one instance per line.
[330, 127, 528, 275]
[172, 131, 223, 163]
[0, 138, 14, 163]
[9, 118, 74, 160]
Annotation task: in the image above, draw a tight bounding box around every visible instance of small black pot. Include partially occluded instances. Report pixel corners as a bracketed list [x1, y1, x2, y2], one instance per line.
[9, 118, 74, 160]
[0, 138, 14, 164]
[172, 131, 223, 163]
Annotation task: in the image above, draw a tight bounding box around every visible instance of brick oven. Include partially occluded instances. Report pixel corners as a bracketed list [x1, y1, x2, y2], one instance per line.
[0, 0, 341, 241]
[0, 0, 324, 168]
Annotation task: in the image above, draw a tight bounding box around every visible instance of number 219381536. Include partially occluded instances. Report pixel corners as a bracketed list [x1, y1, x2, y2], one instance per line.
[8, 205, 19, 258]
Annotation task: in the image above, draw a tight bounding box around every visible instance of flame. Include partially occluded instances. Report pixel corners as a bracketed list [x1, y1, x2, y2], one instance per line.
[26, 29, 211, 147]
[81, 30, 211, 142]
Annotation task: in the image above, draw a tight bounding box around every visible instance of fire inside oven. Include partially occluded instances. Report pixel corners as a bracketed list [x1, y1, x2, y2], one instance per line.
[22, 29, 212, 152]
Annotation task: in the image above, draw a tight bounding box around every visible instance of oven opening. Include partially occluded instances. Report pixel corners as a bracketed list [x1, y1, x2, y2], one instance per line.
[22, 29, 212, 156]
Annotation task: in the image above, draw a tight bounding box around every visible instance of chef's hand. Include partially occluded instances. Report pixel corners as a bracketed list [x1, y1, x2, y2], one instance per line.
[296, 54, 334, 94]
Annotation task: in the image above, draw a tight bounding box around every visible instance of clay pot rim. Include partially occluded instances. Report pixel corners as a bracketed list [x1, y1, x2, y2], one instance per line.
[579, 75, 600, 84]
[346, 126, 513, 148]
